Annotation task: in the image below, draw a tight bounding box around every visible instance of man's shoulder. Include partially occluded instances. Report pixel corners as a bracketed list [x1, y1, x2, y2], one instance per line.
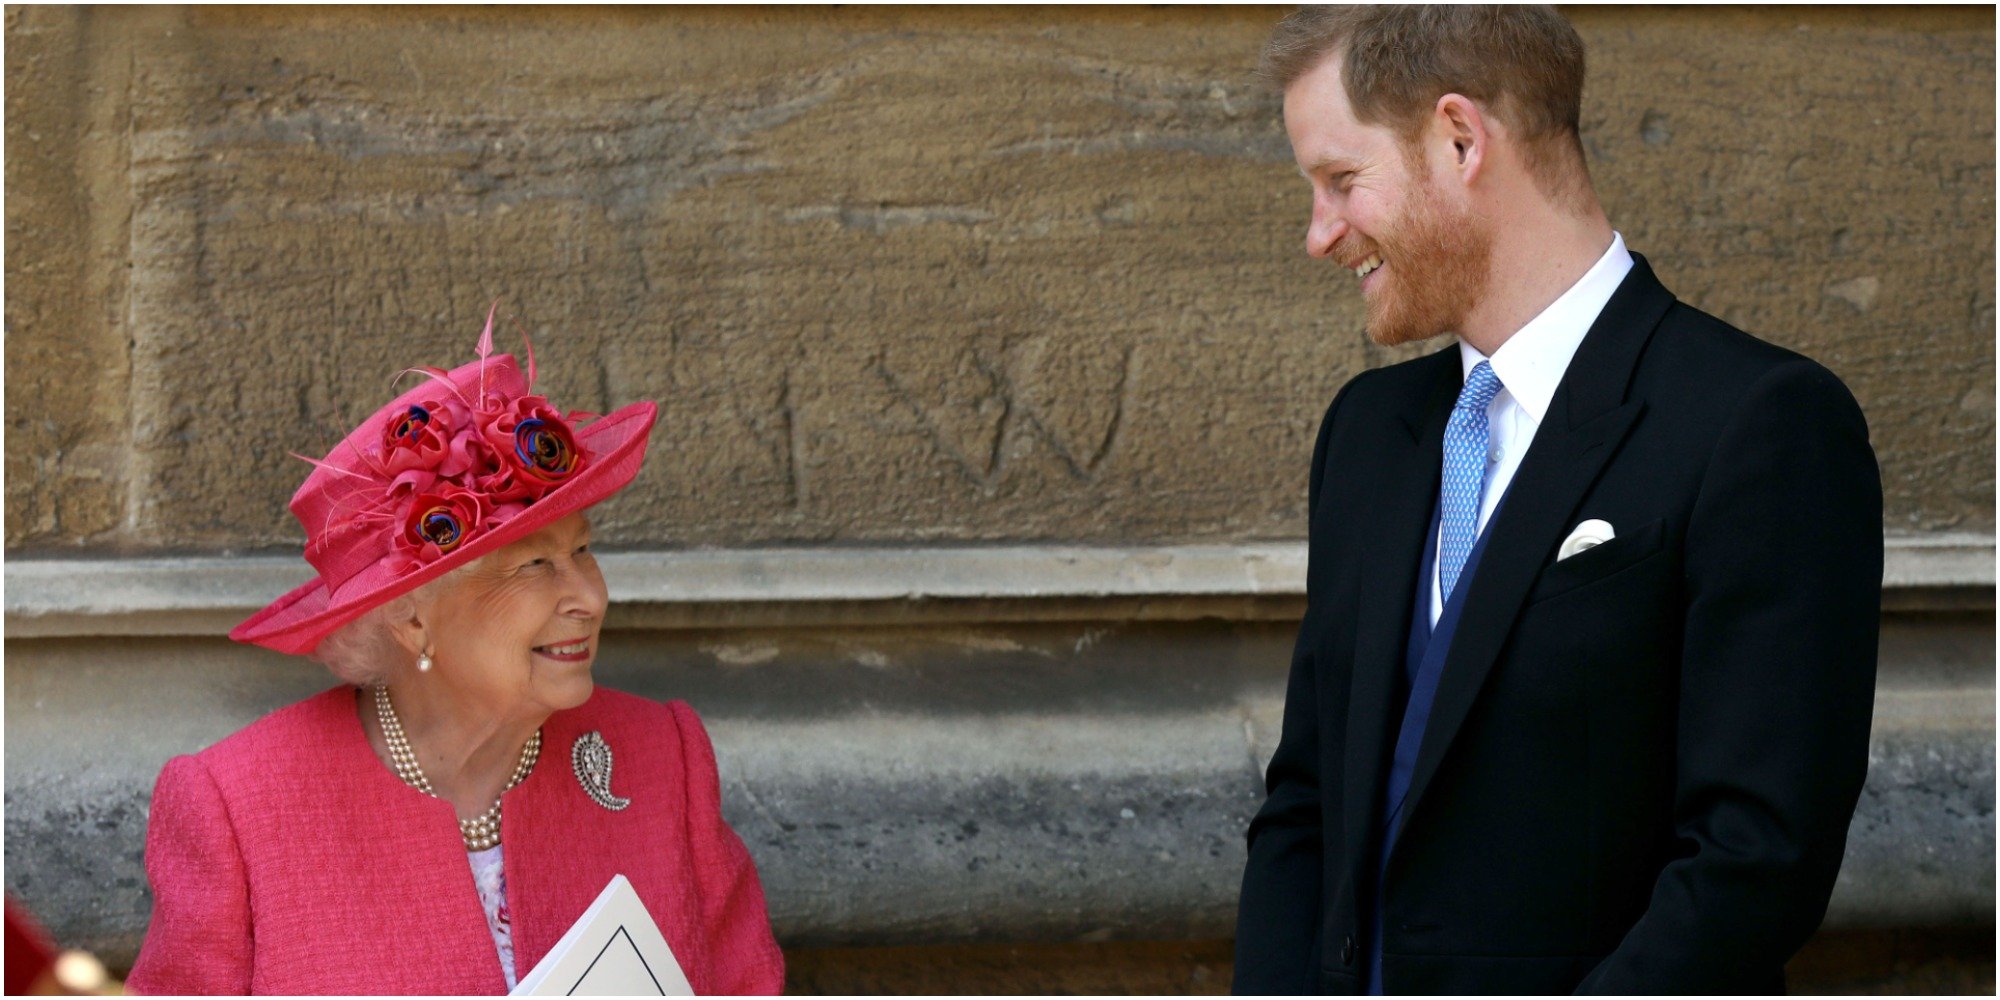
[1349, 344, 1459, 398]
[1315, 344, 1456, 426]
[1651, 299, 1809, 372]
[1638, 300, 1857, 418]
[1300, 347, 1459, 468]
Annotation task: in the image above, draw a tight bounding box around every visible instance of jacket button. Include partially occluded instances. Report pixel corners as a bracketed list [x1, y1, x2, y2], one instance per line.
[1341, 935, 1356, 966]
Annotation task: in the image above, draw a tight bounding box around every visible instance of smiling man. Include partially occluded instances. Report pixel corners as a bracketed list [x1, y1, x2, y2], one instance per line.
[1232, 7, 1883, 995]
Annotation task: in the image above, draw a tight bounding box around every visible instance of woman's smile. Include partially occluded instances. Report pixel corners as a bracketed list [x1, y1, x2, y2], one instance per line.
[533, 638, 593, 663]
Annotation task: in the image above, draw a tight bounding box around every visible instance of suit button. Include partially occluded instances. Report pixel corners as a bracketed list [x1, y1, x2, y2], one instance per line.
[1341, 935, 1356, 966]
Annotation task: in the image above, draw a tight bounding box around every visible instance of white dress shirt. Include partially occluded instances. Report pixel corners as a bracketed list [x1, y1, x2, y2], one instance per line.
[1429, 232, 1634, 626]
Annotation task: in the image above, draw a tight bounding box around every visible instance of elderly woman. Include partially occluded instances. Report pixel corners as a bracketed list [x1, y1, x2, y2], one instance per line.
[126, 321, 784, 995]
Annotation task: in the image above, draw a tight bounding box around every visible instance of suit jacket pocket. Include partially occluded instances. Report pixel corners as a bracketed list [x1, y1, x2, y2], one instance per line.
[1527, 517, 1666, 606]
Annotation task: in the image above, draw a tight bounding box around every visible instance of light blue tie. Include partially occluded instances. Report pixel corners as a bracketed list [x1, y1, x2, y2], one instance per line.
[1439, 361, 1504, 603]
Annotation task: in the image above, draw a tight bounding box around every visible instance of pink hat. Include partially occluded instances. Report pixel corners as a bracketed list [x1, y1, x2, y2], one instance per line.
[232, 315, 657, 655]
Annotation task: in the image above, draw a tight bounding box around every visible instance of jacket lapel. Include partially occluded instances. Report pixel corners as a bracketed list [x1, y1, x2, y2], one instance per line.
[504, 691, 702, 992]
[326, 688, 512, 994]
[1340, 349, 1458, 889]
[506, 702, 622, 979]
[1388, 257, 1676, 859]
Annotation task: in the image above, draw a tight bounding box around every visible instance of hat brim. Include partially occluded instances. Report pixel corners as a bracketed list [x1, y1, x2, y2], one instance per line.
[230, 401, 657, 656]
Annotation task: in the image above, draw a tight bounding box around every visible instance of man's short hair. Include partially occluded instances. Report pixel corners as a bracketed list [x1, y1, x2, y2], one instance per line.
[1261, 5, 1591, 205]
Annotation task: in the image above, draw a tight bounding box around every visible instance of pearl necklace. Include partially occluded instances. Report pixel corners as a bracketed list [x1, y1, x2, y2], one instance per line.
[373, 685, 541, 851]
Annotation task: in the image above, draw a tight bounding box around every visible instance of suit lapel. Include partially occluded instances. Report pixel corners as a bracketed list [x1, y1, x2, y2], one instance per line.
[1389, 257, 1676, 858]
[1340, 348, 1457, 888]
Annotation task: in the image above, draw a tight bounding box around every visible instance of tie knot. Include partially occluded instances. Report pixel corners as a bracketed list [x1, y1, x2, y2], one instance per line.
[1456, 361, 1503, 411]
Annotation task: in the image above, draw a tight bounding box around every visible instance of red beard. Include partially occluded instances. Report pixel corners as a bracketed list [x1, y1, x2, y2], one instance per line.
[1339, 176, 1494, 348]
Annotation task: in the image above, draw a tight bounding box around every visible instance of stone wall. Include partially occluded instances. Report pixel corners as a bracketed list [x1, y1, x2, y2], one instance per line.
[5, 6, 1993, 553]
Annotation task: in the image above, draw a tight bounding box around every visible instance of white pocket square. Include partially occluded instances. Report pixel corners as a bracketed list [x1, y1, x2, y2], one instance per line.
[1557, 519, 1616, 561]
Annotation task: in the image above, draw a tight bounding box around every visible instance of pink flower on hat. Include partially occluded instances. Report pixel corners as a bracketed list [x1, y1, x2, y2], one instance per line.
[477, 394, 589, 499]
[380, 396, 480, 480]
[397, 485, 492, 565]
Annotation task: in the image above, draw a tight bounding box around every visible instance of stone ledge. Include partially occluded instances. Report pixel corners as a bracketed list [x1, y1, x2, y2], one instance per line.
[4, 679, 1989, 962]
[5, 616, 1988, 962]
[4, 534, 1991, 637]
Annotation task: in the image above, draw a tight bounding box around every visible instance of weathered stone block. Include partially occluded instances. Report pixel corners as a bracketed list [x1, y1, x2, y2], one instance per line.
[3, 7, 1992, 551]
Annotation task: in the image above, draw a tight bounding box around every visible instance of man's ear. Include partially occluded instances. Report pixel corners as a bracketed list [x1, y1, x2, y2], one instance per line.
[1432, 92, 1488, 186]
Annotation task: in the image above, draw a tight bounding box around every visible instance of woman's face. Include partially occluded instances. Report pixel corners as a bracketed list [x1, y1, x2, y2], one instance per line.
[423, 512, 607, 719]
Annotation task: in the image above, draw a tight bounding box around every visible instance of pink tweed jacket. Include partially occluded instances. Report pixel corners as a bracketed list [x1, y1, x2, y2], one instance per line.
[127, 686, 784, 995]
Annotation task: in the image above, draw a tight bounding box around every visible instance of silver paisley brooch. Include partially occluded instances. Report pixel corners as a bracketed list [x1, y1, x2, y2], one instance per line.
[571, 731, 631, 811]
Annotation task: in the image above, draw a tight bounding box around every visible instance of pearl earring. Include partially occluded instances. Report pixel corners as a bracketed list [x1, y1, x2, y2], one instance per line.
[417, 650, 433, 673]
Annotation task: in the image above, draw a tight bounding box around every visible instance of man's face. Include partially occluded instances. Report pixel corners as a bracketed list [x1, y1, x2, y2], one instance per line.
[1283, 55, 1493, 347]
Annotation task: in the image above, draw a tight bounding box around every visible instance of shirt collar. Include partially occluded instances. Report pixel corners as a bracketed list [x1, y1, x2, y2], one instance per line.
[1458, 232, 1634, 424]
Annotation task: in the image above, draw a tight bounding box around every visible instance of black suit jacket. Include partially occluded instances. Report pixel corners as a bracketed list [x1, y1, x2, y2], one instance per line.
[1233, 257, 1883, 994]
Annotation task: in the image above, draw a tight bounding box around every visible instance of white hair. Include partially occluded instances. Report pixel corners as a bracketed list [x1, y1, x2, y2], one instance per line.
[308, 567, 468, 686]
